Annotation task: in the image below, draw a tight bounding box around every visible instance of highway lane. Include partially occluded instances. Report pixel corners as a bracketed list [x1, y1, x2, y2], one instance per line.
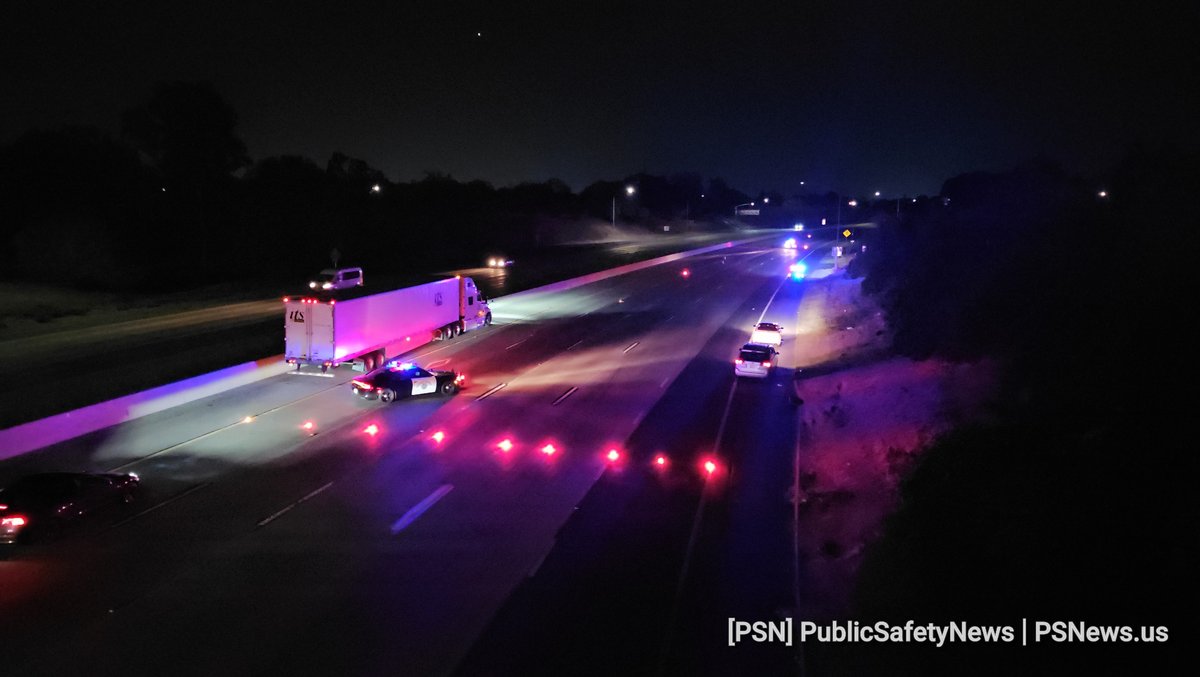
[457, 249, 816, 675]
[0, 236, 804, 676]
[0, 230, 768, 429]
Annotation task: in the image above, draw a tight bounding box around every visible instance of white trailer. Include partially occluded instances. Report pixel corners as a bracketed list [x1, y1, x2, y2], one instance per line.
[284, 276, 491, 373]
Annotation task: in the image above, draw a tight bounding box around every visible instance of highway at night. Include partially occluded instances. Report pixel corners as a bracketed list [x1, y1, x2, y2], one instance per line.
[0, 236, 828, 676]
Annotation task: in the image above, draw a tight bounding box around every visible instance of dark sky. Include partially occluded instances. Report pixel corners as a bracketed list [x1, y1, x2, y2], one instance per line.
[3, 1, 1196, 196]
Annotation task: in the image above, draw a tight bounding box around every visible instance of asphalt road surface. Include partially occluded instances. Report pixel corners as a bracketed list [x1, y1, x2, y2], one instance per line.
[0, 236, 826, 676]
[0, 231, 767, 429]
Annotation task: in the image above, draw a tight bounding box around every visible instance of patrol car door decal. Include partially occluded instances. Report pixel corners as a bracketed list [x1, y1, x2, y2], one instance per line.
[411, 375, 437, 395]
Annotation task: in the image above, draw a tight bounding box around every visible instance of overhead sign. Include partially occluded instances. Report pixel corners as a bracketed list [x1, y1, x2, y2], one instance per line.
[736, 209, 760, 216]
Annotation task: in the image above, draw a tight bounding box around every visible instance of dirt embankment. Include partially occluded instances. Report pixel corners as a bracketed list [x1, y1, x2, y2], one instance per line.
[789, 276, 997, 618]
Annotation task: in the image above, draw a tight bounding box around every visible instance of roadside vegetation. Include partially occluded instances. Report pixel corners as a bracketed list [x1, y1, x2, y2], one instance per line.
[822, 149, 1194, 674]
[0, 82, 763, 297]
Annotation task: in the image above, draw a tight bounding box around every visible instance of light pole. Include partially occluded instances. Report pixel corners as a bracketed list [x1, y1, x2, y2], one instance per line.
[733, 201, 756, 217]
[612, 184, 635, 227]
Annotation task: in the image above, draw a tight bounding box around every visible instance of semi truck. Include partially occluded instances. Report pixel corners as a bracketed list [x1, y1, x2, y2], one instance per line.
[284, 276, 492, 373]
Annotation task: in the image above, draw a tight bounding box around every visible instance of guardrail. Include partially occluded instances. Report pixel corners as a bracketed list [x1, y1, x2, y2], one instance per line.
[0, 356, 291, 462]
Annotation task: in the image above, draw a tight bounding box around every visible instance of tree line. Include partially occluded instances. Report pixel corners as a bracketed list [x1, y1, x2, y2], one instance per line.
[835, 147, 1194, 670]
[0, 82, 759, 291]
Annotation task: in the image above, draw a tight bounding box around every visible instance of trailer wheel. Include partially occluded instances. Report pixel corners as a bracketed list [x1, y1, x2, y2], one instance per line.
[484, 312, 492, 326]
[445, 324, 456, 339]
[455, 322, 464, 336]
[439, 381, 459, 396]
[380, 388, 396, 402]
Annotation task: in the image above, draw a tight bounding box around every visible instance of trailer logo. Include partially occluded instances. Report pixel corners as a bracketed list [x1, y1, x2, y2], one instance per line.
[434, 292, 444, 306]
[289, 310, 305, 323]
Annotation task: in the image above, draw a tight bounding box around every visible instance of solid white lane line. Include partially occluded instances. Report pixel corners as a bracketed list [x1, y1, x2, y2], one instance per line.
[391, 484, 454, 535]
[567, 339, 584, 351]
[505, 338, 528, 350]
[529, 540, 554, 577]
[660, 370, 742, 668]
[755, 277, 787, 325]
[623, 341, 640, 354]
[112, 482, 210, 528]
[552, 386, 578, 406]
[475, 382, 507, 400]
[256, 481, 334, 528]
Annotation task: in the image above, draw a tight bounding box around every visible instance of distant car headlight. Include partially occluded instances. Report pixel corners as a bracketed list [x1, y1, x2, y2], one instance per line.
[309, 281, 318, 288]
[322, 282, 333, 289]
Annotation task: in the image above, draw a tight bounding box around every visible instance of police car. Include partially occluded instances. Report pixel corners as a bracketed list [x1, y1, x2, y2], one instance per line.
[351, 361, 465, 402]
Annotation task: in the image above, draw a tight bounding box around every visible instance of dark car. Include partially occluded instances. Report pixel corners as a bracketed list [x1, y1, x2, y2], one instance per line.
[0, 472, 140, 544]
[351, 361, 465, 402]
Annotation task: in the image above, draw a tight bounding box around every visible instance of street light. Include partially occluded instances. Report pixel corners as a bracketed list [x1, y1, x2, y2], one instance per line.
[612, 185, 636, 226]
[733, 201, 756, 217]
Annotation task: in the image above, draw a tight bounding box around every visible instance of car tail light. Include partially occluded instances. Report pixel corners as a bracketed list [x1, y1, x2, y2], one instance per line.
[654, 454, 668, 469]
[540, 444, 557, 456]
[455, 374, 466, 384]
[606, 449, 621, 462]
[497, 438, 514, 452]
[704, 460, 717, 475]
[351, 380, 371, 389]
[431, 431, 446, 444]
[2, 515, 27, 528]
[363, 424, 380, 436]
[734, 359, 743, 365]
[763, 361, 771, 367]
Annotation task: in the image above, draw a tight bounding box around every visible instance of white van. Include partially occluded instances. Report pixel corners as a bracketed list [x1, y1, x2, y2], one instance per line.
[309, 267, 364, 291]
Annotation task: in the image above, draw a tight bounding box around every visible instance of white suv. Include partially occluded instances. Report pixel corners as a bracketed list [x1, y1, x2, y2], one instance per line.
[735, 343, 777, 378]
[309, 267, 363, 291]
